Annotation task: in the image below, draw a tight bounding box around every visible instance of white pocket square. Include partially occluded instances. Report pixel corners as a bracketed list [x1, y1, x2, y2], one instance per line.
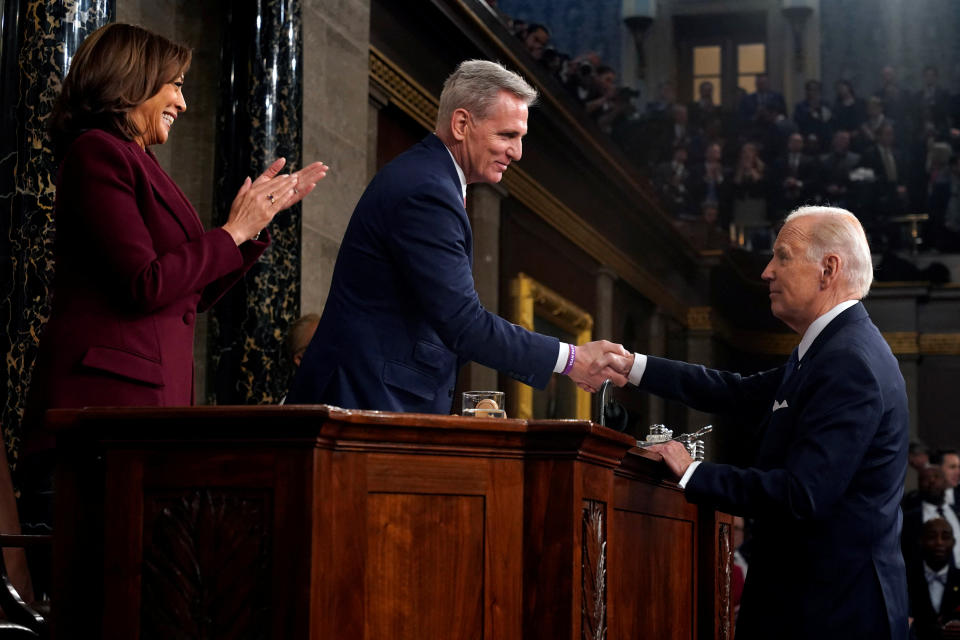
[772, 399, 789, 412]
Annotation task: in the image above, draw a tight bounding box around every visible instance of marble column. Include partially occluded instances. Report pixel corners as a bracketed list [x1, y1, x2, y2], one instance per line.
[209, 0, 303, 405]
[1, 0, 112, 465]
[465, 182, 507, 391]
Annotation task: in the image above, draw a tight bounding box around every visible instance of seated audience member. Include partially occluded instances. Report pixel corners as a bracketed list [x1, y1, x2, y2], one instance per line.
[859, 95, 894, 151]
[771, 132, 817, 219]
[677, 200, 729, 251]
[905, 441, 934, 508]
[655, 145, 693, 217]
[902, 466, 960, 569]
[819, 130, 862, 209]
[660, 103, 700, 161]
[874, 66, 912, 138]
[738, 73, 786, 123]
[916, 65, 952, 132]
[688, 142, 730, 218]
[583, 65, 617, 117]
[929, 155, 960, 252]
[689, 80, 721, 129]
[907, 518, 960, 640]
[731, 142, 768, 247]
[936, 450, 960, 507]
[864, 122, 909, 217]
[832, 79, 866, 140]
[519, 23, 550, 61]
[795, 80, 834, 152]
[645, 79, 676, 120]
[287, 313, 320, 370]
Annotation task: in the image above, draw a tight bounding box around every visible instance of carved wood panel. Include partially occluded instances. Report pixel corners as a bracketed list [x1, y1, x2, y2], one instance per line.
[140, 489, 272, 640]
[582, 500, 607, 640]
[718, 522, 733, 640]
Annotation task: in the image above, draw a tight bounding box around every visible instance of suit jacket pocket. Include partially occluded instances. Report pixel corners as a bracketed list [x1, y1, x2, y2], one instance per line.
[80, 346, 165, 387]
[382, 360, 438, 401]
[413, 340, 453, 371]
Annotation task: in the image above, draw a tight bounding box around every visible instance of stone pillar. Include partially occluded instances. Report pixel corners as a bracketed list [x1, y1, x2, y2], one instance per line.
[594, 267, 617, 341]
[209, 0, 303, 404]
[0, 0, 112, 462]
[465, 182, 507, 391]
[299, 0, 371, 316]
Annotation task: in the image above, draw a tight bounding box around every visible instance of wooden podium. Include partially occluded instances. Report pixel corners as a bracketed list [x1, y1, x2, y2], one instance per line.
[47, 406, 734, 639]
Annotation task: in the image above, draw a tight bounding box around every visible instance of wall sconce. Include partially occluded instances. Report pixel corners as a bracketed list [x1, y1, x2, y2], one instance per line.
[782, 0, 814, 73]
[623, 0, 656, 78]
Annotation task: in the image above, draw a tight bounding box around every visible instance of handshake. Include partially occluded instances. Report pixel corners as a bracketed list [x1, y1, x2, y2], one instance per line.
[563, 340, 635, 393]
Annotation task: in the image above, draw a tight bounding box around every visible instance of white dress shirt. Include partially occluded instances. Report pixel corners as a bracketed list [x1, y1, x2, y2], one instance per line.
[629, 300, 860, 488]
[926, 562, 949, 613]
[443, 142, 572, 374]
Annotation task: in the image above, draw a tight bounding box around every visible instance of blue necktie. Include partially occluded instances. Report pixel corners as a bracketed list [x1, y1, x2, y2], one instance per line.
[781, 348, 799, 385]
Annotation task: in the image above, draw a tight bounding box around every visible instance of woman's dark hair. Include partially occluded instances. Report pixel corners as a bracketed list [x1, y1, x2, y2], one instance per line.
[49, 23, 192, 159]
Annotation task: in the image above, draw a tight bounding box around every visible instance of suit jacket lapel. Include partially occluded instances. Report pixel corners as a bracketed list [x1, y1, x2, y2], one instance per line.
[143, 148, 205, 239]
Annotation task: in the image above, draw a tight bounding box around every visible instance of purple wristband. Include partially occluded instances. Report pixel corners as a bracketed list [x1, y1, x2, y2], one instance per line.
[562, 344, 576, 375]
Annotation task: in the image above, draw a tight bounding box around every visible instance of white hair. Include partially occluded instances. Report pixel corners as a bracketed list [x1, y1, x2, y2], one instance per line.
[785, 206, 873, 298]
[436, 60, 538, 133]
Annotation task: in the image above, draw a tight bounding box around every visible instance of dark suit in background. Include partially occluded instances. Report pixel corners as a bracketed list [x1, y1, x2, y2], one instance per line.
[638, 302, 909, 639]
[287, 134, 557, 413]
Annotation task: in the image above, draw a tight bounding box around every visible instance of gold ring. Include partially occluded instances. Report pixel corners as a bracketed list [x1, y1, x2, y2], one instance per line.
[266, 193, 276, 204]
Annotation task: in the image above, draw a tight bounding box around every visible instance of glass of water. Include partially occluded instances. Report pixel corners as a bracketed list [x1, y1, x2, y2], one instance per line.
[461, 391, 506, 418]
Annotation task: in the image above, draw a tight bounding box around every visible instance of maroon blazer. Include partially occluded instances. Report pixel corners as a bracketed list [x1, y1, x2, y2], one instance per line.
[29, 129, 267, 421]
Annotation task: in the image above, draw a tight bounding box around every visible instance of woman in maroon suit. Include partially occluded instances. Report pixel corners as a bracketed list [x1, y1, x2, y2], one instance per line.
[30, 23, 326, 415]
[19, 25, 327, 580]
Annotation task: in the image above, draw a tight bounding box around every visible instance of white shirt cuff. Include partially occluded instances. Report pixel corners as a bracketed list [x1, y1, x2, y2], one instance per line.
[678, 460, 701, 489]
[627, 353, 648, 385]
[554, 343, 571, 374]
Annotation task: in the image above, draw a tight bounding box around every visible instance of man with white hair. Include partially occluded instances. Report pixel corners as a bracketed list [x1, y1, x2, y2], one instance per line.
[288, 60, 632, 411]
[639, 207, 908, 639]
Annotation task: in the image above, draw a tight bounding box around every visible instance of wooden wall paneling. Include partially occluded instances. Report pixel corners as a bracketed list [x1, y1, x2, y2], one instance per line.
[102, 450, 145, 638]
[612, 450, 701, 640]
[523, 457, 577, 640]
[317, 448, 367, 639]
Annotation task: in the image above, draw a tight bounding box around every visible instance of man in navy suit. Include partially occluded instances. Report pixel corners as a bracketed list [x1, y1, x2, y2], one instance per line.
[287, 60, 631, 412]
[640, 206, 909, 639]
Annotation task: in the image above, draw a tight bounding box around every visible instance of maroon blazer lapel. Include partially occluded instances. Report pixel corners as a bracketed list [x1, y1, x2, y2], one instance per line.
[143, 148, 205, 239]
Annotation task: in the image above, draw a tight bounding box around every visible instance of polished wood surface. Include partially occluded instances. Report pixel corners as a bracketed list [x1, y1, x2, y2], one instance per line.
[48, 406, 732, 639]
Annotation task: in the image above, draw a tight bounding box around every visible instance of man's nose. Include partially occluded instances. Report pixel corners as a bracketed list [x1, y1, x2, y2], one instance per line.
[508, 139, 522, 161]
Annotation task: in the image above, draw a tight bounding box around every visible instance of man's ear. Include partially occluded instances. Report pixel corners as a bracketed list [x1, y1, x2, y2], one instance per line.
[450, 108, 470, 142]
[821, 254, 841, 288]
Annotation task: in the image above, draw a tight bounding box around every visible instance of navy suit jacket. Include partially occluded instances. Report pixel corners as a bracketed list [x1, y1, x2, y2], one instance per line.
[287, 134, 558, 413]
[637, 303, 909, 639]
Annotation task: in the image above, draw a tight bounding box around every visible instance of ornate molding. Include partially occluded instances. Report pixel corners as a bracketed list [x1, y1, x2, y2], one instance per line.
[581, 500, 607, 640]
[919, 333, 960, 355]
[368, 48, 437, 130]
[141, 490, 271, 638]
[510, 273, 592, 420]
[686, 306, 713, 332]
[882, 332, 919, 355]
